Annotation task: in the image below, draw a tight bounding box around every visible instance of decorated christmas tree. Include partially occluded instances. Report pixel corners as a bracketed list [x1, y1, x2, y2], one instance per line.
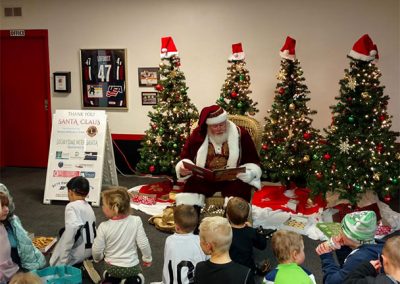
[217, 43, 258, 116]
[137, 37, 199, 176]
[260, 37, 320, 188]
[308, 34, 400, 205]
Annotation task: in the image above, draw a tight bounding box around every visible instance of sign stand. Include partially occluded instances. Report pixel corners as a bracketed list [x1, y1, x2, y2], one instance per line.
[43, 110, 118, 206]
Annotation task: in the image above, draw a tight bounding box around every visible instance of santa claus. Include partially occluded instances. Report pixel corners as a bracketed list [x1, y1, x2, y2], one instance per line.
[175, 105, 262, 207]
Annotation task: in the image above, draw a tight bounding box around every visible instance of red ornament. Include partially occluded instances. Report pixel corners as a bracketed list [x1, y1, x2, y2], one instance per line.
[316, 172, 323, 180]
[323, 153, 331, 160]
[347, 97, 352, 102]
[175, 61, 181, 67]
[155, 84, 164, 91]
[303, 132, 311, 140]
[319, 139, 328, 145]
[262, 144, 268, 150]
[384, 194, 391, 202]
[231, 91, 238, 98]
[149, 165, 155, 173]
[376, 144, 383, 153]
[379, 115, 385, 121]
[278, 87, 285, 94]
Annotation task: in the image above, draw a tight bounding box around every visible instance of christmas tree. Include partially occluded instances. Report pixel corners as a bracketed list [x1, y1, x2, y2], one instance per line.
[260, 37, 320, 188]
[308, 34, 400, 205]
[217, 43, 258, 116]
[137, 37, 199, 176]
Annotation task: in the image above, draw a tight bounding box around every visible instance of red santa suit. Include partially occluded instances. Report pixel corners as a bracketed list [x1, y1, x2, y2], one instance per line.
[175, 106, 261, 206]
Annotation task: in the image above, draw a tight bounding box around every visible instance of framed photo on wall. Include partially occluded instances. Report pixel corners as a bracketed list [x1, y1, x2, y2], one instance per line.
[141, 92, 158, 105]
[138, 67, 159, 87]
[80, 48, 128, 109]
[53, 72, 71, 93]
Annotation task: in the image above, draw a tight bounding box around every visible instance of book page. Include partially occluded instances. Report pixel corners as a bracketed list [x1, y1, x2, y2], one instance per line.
[182, 161, 245, 182]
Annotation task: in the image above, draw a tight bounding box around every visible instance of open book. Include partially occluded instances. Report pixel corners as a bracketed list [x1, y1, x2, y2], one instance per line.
[183, 161, 245, 182]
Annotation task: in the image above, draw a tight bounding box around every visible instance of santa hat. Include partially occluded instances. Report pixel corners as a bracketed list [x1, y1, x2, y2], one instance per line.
[348, 34, 377, 61]
[160, 36, 178, 59]
[341, 211, 377, 244]
[229, 43, 245, 61]
[373, 44, 379, 62]
[198, 105, 228, 130]
[280, 36, 296, 61]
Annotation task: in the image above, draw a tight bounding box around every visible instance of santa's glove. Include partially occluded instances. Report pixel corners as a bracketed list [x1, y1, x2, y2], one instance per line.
[237, 169, 255, 183]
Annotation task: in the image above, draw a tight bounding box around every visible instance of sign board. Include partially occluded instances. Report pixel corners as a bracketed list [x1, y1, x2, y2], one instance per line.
[43, 110, 118, 206]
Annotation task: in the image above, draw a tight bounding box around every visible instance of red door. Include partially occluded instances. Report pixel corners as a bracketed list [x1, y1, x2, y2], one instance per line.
[0, 29, 51, 167]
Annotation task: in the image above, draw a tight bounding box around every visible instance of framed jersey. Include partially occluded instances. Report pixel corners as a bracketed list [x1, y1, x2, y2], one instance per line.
[80, 48, 128, 109]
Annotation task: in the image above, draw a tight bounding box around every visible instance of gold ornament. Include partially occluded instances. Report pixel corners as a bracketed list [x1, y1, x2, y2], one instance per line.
[146, 140, 152, 145]
[303, 155, 310, 162]
[173, 107, 179, 113]
[396, 152, 400, 160]
[289, 103, 295, 110]
[361, 92, 371, 100]
[270, 119, 276, 125]
[277, 70, 286, 80]
[373, 173, 380, 181]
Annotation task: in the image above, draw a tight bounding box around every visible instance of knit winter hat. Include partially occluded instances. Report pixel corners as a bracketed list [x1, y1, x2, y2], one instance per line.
[348, 34, 377, 62]
[160, 36, 178, 59]
[280, 36, 296, 61]
[229, 43, 245, 61]
[341, 211, 377, 244]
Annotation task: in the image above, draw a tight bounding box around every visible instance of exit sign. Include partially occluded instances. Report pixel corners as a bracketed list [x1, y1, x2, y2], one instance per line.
[10, 30, 25, 37]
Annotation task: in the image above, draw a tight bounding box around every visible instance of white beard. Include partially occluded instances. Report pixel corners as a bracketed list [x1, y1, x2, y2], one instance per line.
[208, 126, 229, 146]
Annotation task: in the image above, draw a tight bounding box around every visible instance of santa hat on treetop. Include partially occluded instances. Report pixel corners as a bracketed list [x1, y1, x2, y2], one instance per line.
[198, 105, 228, 132]
[348, 34, 377, 62]
[373, 44, 379, 62]
[229, 43, 245, 61]
[160, 36, 179, 59]
[280, 36, 296, 61]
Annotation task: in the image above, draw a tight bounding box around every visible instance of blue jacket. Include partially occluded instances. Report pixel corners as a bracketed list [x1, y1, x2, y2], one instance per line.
[8, 215, 46, 271]
[320, 242, 384, 284]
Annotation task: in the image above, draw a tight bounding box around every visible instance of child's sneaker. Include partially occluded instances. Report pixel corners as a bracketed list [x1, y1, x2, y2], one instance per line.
[83, 259, 102, 284]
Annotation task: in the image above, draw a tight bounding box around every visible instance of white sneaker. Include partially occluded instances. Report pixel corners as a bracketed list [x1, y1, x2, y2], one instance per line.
[83, 259, 102, 284]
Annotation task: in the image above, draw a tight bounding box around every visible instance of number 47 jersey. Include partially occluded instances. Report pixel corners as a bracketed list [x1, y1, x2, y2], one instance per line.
[162, 233, 208, 284]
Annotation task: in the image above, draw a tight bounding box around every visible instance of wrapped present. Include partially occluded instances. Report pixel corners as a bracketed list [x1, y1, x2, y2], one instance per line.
[139, 180, 173, 202]
[375, 220, 392, 238]
[130, 192, 157, 205]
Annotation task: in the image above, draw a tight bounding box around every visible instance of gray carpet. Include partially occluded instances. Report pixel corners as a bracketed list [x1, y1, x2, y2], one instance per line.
[0, 167, 327, 283]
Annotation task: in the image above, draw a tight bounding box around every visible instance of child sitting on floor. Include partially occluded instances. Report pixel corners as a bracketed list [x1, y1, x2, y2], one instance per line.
[226, 197, 270, 276]
[194, 216, 254, 284]
[92, 187, 152, 284]
[265, 230, 316, 284]
[344, 235, 400, 284]
[50, 176, 96, 267]
[0, 184, 46, 283]
[316, 211, 384, 284]
[162, 204, 207, 284]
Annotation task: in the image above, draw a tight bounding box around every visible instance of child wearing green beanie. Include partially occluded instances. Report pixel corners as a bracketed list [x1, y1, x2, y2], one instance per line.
[316, 211, 385, 284]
